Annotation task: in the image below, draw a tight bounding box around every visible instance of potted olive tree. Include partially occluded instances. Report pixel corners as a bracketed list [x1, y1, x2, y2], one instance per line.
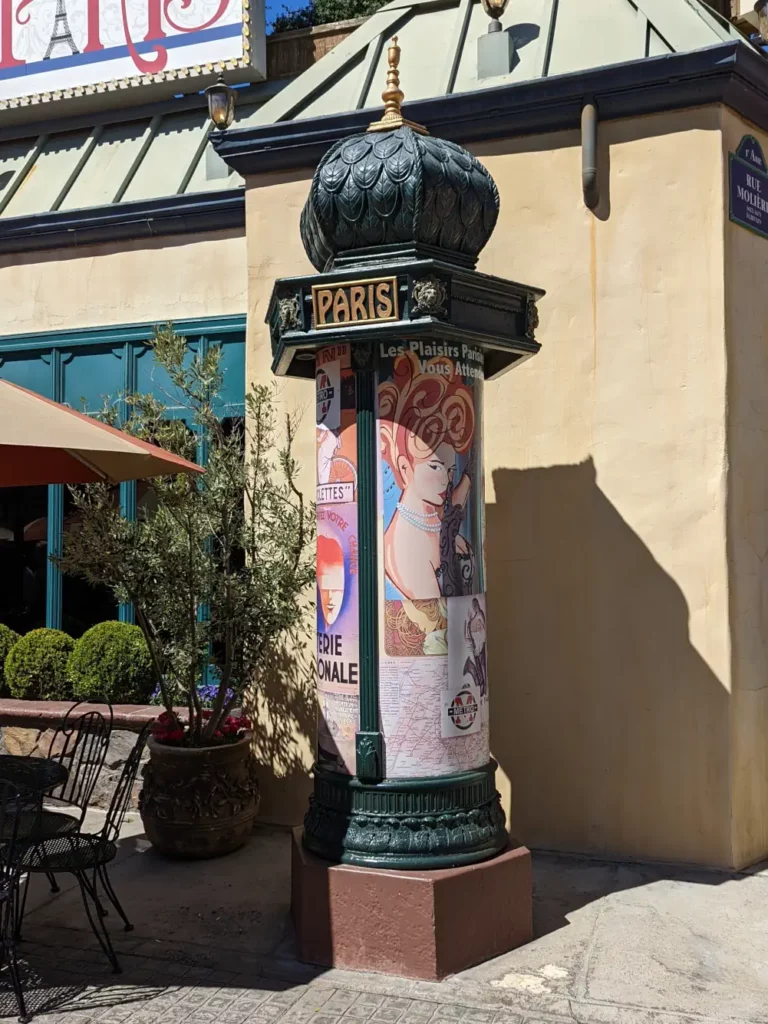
[58, 327, 314, 858]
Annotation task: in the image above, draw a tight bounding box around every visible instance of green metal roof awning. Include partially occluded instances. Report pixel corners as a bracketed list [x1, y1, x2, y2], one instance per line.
[0, 82, 282, 222]
[249, 0, 749, 126]
[0, 0, 753, 248]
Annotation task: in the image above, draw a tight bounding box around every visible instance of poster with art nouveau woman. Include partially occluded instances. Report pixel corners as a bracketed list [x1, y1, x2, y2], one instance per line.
[377, 343, 489, 777]
[379, 347, 483, 606]
[315, 345, 359, 775]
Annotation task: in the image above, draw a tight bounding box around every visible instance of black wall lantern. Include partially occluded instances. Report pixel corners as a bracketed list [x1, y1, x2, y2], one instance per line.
[205, 74, 236, 131]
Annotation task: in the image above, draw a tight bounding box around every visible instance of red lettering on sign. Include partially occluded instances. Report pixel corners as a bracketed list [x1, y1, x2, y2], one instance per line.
[122, 0, 168, 73]
[0, 0, 235, 76]
[0, 0, 23, 69]
[83, 0, 105, 52]
[163, 0, 230, 34]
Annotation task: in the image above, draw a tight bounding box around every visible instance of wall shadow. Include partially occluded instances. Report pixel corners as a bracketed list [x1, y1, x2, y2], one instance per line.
[510, 22, 540, 49]
[487, 459, 732, 868]
[245, 630, 316, 827]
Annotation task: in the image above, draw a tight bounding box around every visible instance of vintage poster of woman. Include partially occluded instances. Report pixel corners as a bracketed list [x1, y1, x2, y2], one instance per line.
[315, 344, 359, 775]
[377, 342, 489, 777]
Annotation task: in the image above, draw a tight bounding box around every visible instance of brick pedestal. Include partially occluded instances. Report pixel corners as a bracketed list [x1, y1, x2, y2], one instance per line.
[290, 827, 533, 981]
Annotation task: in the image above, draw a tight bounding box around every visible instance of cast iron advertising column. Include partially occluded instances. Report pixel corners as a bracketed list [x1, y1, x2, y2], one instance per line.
[268, 42, 544, 882]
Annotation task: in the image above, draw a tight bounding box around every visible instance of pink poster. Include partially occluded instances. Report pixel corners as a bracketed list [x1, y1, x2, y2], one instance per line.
[315, 345, 359, 775]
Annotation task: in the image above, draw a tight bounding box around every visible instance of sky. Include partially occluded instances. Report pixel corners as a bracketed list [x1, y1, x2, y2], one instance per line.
[265, 0, 310, 29]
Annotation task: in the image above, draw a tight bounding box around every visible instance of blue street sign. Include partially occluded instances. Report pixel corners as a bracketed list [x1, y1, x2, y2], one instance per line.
[730, 135, 768, 240]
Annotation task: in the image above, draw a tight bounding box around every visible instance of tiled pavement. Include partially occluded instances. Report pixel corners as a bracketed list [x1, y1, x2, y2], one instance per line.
[7, 823, 768, 1024]
[3, 939, 529, 1024]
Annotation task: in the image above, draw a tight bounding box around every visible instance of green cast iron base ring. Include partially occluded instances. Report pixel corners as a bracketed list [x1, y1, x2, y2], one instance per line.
[303, 760, 508, 870]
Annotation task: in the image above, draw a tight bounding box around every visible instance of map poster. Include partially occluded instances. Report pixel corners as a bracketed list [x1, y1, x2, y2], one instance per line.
[317, 690, 357, 776]
[376, 339, 488, 778]
[316, 345, 359, 775]
[379, 657, 488, 778]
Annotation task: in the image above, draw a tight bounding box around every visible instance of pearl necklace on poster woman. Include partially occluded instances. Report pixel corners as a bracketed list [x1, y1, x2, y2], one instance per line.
[396, 502, 442, 533]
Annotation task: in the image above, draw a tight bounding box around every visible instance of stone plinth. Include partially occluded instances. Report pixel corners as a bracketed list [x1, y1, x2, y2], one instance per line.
[291, 827, 532, 980]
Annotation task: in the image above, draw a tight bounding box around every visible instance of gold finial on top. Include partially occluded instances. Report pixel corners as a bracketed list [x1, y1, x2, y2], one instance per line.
[367, 37, 429, 136]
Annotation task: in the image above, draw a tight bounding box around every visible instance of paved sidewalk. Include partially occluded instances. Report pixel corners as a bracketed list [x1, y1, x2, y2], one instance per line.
[6, 818, 768, 1024]
[0, 943, 530, 1024]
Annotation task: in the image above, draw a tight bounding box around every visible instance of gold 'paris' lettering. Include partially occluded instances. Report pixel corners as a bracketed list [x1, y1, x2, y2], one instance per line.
[312, 277, 399, 329]
[316, 289, 333, 325]
[333, 289, 351, 323]
[349, 286, 367, 321]
[375, 281, 394, 319]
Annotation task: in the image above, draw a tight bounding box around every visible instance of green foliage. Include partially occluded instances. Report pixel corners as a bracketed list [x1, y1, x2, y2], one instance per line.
[270, 0, 388, 33]
[58, 324, 315, 746]
[0, 624, 21, 695]
[5, 628, 75, 701]
[67, 621, 154, 705]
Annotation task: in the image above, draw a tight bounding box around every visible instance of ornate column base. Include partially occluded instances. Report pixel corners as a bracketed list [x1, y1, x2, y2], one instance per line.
[292, 827, 533, 979]
[303, 760, 508, 870]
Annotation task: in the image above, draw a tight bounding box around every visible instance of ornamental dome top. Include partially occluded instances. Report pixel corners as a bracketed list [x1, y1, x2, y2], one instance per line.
[300, 38, 500, 272]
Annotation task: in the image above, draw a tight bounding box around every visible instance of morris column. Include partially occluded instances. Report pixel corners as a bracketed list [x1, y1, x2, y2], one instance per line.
[267, 39, 545, 978]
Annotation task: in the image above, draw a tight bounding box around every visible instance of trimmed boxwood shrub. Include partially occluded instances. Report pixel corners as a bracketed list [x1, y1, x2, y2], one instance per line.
[0, 624, 20, 695]
[5, 628, 75, 701]
[67, 621, 154, 705]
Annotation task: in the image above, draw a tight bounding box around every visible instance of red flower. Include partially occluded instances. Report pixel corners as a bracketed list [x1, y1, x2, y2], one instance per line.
[202, 710, 213, 719]
[156, 712, 173, 725]
[153, 726, 184, 745]
[228, 715, 251, 731]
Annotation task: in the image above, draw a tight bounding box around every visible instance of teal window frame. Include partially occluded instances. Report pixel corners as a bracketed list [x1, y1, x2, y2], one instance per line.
[0, 315, 246, 633]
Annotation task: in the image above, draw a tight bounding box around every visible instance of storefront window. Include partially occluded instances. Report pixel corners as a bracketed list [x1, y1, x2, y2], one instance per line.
[61, 486, 118, 638]
[0, 485, 48, 634]
[0, 317, 246, 640]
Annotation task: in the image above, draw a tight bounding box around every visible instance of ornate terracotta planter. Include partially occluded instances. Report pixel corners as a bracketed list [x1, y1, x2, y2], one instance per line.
[139, 734, 260, 859]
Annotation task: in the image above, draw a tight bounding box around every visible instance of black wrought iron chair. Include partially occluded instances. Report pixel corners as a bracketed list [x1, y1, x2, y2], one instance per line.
[13, 702, 114, 892]
[0, 780, 33, 1023]
[43, 701, 114, 830]
[16, 725, 149, 974]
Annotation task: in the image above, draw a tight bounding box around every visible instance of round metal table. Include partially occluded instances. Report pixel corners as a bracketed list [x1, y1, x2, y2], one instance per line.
[0, 756, 68, 794]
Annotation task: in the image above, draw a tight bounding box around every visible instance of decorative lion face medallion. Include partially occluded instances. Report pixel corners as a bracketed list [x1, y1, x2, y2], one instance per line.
[411, 276, 448, 319]
[278, 295, 301, 333]
[526, 298, 540, 339]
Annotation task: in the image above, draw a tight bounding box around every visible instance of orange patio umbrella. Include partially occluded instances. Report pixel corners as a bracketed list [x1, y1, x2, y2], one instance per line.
[0, 379, 202, 487]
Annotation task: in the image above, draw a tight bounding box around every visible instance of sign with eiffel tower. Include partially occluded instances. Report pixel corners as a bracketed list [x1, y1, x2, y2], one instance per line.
[43, 0, 78, 59]
[0, 0, 265, 111]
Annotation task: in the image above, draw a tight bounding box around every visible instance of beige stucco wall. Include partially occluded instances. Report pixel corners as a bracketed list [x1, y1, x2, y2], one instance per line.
[0, 229, 247, 334]
[244, 170, 318, 825]
[0, 103, 757, 868]
[722, 108, 768, 870]
[245, 108, 744, 865]
[478, 110, 731, 867]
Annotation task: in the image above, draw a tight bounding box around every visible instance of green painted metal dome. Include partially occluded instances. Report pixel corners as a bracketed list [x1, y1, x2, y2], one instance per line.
[300, 124, 500, 271]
